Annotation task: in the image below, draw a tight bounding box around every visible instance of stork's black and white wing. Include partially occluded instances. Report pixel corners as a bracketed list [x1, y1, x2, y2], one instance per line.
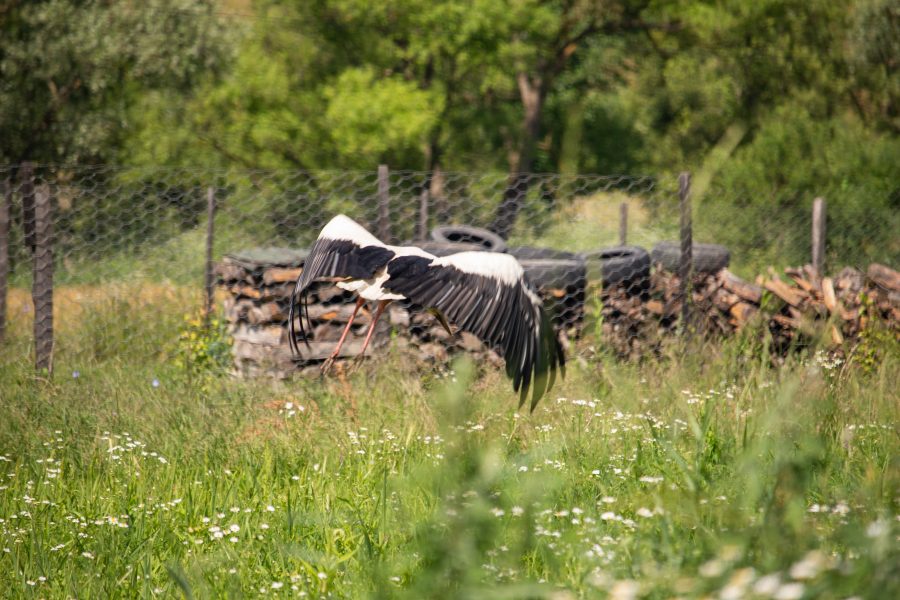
[288, 215, 394, 355]
[384, 251, 565, 410]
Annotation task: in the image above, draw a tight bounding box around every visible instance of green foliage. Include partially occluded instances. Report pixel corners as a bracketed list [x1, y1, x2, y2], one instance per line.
[1, 298, 897, 597]
[0, 0, 232, 164]
[697, 107, 900, 271]
[175, 311, 232, 381]
[852, 293, 900, 374]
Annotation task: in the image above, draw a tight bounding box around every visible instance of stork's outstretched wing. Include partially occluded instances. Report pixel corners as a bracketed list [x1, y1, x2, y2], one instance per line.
[384, 251, 565, 410]
[288, 217, 394, 356]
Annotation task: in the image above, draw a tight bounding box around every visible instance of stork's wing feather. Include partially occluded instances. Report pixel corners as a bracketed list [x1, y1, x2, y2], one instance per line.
[385, 252, 565, 410]
[288, 236, 394, 356]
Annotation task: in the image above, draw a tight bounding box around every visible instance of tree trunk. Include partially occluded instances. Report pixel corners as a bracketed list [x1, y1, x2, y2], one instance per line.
[491, 73, 545, 239]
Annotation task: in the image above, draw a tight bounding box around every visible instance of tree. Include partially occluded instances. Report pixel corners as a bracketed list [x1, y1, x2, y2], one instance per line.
[0, 0, 232, 165]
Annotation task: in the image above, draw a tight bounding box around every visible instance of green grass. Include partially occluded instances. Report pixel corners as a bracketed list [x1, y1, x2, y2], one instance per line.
[0, 286, 898, 599]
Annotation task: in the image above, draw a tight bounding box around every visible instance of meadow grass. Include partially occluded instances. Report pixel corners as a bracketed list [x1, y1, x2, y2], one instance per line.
[0, 284, 898, 599]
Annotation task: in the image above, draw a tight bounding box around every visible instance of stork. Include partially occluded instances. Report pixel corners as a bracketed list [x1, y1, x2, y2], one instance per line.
[288, 215, 565, 410]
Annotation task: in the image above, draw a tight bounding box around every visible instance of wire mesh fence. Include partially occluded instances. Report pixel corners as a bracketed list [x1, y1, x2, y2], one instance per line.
[0, 164, 896, 376]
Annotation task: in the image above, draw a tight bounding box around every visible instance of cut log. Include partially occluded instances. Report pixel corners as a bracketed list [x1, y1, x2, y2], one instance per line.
[773, 314, 800, 329]
[231, 324, 285, 345]
[786, 268, 818, 295]
[867, 263, 900, 292]
[763, 278, 806, 308]
[729, 302, 757, 326]
[301, 303, 372, 324]
[645, 299, 665, 315]
[263, 267, 303, 286]
[834, 267, 864, 293]
[719, 269, 762, 304]
[312, 284, 350, 303]
[247, 302, 284, 325]
[821, 278, 837, 313]
[830, 324, 844, 345]
[229, 284, 262, 300]
[216, 262, 251, 283]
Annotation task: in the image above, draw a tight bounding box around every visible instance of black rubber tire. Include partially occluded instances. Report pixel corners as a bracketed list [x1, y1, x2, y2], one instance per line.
[517, 258, 587, 290]
[578, 246, 651, 290]
[651, 241, 730, 274]
[430, 225, 507, 253]
[517, 258, 587, 332]
[508, 246, 580, 261]
[410, 240, 486, 257]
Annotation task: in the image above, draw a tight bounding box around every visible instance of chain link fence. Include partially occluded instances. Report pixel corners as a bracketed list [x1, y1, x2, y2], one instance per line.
[0, 164, 896, 376]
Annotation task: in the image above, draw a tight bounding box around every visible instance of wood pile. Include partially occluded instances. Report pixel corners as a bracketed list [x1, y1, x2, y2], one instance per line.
[599, 262, 900, 359]
[217, 248, 388, 378]
[217, 247, 898, 375]
[216, 249, 503, 377]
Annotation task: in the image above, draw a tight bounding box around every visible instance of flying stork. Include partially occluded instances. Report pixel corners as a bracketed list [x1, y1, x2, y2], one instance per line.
[288, 215, 565, 410]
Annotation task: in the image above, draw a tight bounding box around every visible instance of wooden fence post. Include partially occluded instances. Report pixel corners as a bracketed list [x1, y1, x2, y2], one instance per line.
[619, 202, 628, 246]
[204, 186, 216, 326]
[33, 183, 53, 374]
[812, 197, 825, 275]
[0, 178, 10, 343]
[678, 172, 692, 334]
[21, 162, 35, 253]
[418, 189, 429, 242]
[377, 164, 391, 243]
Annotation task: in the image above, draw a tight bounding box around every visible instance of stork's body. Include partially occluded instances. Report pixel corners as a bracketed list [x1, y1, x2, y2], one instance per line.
[289, 215, 564, 409]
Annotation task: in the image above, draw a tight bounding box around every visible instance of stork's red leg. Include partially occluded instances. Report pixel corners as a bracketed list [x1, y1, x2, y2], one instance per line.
[321, 297, 365, 373]
[358, 300, 390, 357]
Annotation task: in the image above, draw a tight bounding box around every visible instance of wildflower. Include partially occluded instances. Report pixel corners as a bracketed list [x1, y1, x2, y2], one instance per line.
[81, 551, 94, 559]
[609, 579, 639, 600]
[317, 572, 327, 580]
[773, 582, 805, 600]
[491, 508, 505, 517]
[636, 507, 654, 518]
[721, 568, 756, 600]
[229, 536, 239, 543]
[753, 574, 781, 595]
[72, 370, 80, 379]
[600, 512, 618, 521]
[790, 550, 826, 580]
[228, 524, 240, 533]
[600, 496, 616, 504]
[511, 506, 524, 517]
[271, 582, 284, 589]
[266, 505, 275, 512]
[518, 466, 528, 472]
[151, 379, 160, 388]
[866, 519, 888, 538]
[699, 559, 725, 578]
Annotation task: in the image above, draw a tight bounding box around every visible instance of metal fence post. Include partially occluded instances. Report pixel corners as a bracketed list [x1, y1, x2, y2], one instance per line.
[377, 164, 391, 243]
[0, 178, 10, 343]
[812, 197, 825, 274]
[205, 186, 216, 326]
[619, 202, 628, 246]
[33, 183, 54, 374]
[678, 172, 692, 334]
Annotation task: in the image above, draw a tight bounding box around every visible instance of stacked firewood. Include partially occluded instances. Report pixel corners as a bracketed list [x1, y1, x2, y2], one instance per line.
[599, 263, 899, 358]
[217, 249, 386, 378]
[216, 250, 502, 377]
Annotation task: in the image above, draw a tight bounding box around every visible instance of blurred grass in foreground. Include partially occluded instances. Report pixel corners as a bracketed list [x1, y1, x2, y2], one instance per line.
[0, 282, 897, 599]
